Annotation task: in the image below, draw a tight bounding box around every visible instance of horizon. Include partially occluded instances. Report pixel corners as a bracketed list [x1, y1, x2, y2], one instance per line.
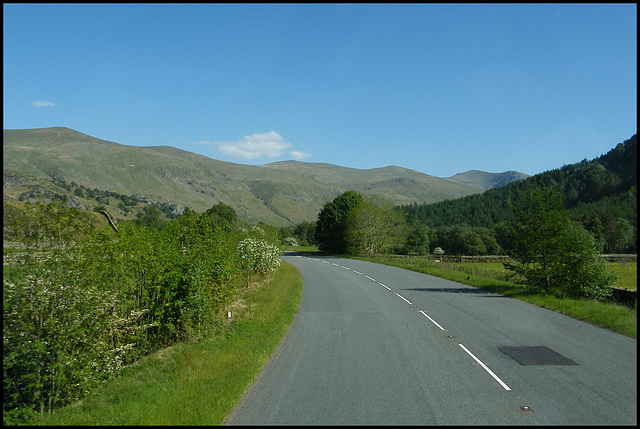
[7, 124, 634, 178]
[3, 4, 637, 177]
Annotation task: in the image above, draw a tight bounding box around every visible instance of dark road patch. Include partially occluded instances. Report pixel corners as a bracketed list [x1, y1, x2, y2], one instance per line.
[499, 346, 578, 366]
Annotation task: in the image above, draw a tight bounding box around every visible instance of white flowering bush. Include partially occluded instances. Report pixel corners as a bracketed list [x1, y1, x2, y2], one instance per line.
[237, 237, 281, 277]
[284, 236, 299, 247]
[3, 254, 130, 419]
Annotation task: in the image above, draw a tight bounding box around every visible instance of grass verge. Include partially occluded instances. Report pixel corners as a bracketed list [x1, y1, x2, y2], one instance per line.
[356, 255, 636, 339]
[35, 261, 303, 425]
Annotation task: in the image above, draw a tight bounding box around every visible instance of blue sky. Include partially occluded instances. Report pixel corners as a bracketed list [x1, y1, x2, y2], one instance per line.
[3, 3, 637, 177]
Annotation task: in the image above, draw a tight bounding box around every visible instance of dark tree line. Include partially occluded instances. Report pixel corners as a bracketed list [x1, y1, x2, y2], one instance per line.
[44, 177, 183, 220]
[283, 136, 635, 256]
[398, 135, 637, 255]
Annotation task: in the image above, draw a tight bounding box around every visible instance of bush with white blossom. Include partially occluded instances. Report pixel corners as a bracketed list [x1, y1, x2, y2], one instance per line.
[284, 236, 299, 247]
[237, 237, 281, 277]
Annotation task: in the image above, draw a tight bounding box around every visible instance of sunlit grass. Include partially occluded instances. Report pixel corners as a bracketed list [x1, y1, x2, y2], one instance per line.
[608, 261, 637, 290]
[36, 262, 303, 425]
[359, 255, 636, 339]
[280, 244, 320, 253]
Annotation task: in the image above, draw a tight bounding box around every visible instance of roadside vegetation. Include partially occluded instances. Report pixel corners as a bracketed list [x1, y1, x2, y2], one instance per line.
[3, 200, 290, 425]
[30, 261, 302, 425]
[3, 135, 636, 425]
[315, 187, 626, 296]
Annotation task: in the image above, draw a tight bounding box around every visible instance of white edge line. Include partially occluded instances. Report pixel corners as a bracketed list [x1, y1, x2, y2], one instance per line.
[458, 344, 512, 391]
[418, 310, 447, 331]
[394, 293, 412, 305]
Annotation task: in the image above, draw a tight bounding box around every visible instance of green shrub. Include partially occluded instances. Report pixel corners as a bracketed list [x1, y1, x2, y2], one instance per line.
[3, 202, 274, 423]
[505, 186, 616, 299]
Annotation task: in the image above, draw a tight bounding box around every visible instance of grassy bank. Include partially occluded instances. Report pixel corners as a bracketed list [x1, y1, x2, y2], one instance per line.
[608, 261, 638, 290]
[35, 261, 303, 426]
[359, 255, 636, 339]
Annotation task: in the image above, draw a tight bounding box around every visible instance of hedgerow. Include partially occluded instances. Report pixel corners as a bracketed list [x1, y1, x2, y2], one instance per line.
[3, 201, 280, 424]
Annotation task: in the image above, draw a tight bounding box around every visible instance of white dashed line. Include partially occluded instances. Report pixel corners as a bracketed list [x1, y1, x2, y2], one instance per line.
[458, 344, 512, 391]
[419, 310, 447, 331]
[378, 282, 391, 291]
[394, 293, 412, 305]
[296, 255, 511, 393]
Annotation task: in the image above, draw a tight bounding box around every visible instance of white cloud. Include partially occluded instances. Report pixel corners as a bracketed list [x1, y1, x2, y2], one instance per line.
[290, 150, 312, 160]
[32, 100, 55, 107]
[214, 131, 293, 159]
[191, 131, 313, 161]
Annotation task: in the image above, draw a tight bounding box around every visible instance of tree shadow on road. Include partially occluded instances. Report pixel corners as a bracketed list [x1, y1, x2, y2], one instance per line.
[404, 287, 508, 297]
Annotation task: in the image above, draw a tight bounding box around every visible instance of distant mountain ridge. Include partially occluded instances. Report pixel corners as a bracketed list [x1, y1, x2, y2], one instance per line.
[446, 170, 530, 190]
[3, 127, 528, 225]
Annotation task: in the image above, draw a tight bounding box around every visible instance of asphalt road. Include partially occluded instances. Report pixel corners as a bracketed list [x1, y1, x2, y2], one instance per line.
[225, 253, 637, 425]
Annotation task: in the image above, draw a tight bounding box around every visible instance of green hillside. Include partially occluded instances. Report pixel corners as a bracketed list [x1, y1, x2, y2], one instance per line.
[400, 134, 637, 254]
[3, 127, 523, 226]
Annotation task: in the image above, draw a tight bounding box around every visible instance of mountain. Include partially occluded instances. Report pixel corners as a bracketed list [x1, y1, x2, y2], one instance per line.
[3, 127, 528, 226]
[446, 170, 530, 190]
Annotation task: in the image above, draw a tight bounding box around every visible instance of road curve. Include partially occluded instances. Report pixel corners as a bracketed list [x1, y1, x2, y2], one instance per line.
[225, 253, 636, 425]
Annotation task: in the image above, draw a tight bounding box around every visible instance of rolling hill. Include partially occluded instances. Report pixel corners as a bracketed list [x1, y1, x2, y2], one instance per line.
[3, 127, 528, 226]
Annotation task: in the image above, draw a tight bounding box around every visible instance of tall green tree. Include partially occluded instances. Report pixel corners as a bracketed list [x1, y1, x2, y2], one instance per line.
[204, 202, 237, 231]
[344, 196, 405, 257]
[402, 223, 430, 255]
[292, 221, 317, 246]
[135, 204, 163, 230]
[504, 186, 616, 299]
[504, 186, 569, 292]
[315, 191, 363, 254]
[552, 221, 616, 299]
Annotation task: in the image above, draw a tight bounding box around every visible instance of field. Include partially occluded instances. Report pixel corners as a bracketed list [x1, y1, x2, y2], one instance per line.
[373, 255, 637, 291]
[607, 261, 637, 290]
[281, 246, 637, 293]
